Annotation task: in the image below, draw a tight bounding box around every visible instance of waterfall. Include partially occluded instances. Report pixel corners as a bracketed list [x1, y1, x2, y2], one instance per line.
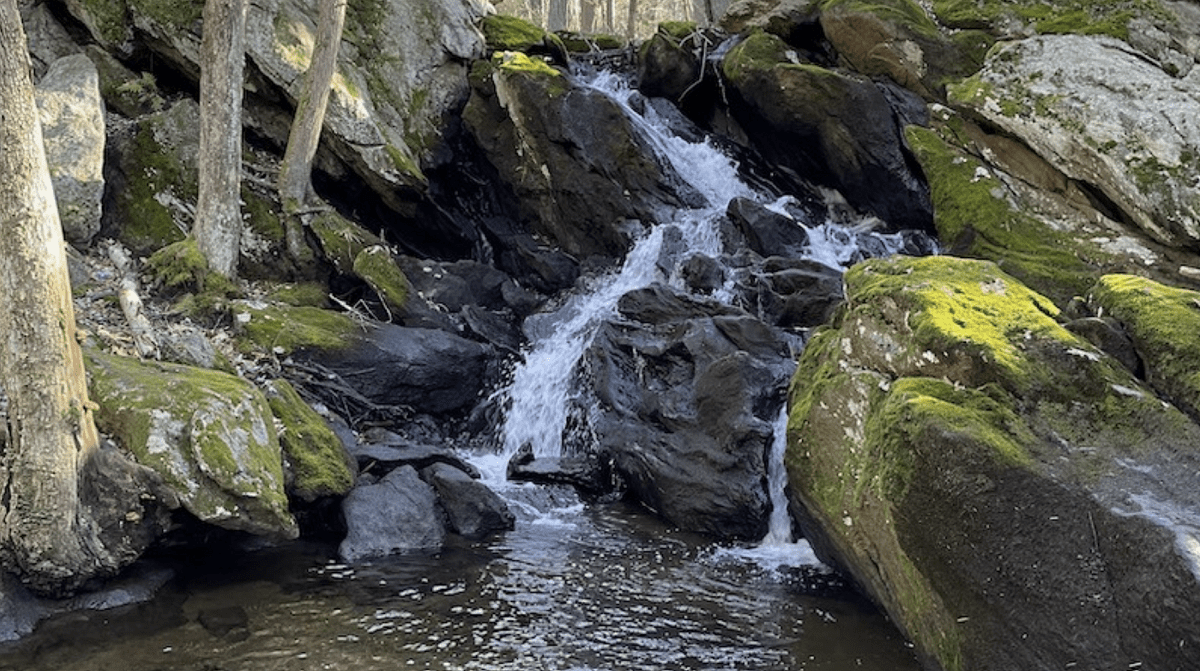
[762, 404, 794, 545]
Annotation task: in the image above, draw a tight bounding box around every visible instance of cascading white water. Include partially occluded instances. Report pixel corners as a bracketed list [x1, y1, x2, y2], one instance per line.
[763, 404, 795, 546]
[495, 69, 905, 553]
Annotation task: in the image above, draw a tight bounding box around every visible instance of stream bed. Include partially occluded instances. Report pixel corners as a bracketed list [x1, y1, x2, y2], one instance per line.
[0, 494, 919, 671]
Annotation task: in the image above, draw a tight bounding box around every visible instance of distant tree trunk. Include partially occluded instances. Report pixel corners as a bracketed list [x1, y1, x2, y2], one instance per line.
[579, 0, 595, 33]
[547, 0, 567, 31]
[0, 0, 102, 593]
[625, 0, 638, 40]
[606, 0, 615, 33]
[194, 0, 248, 278]
[278, 0, 347, 214]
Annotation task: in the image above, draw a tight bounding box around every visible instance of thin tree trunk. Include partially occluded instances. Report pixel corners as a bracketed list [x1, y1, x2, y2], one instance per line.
[278, 0, 347, 214]
[606, 0, 614, 33]
[194, 0, 248, 278]
[0, 0, 102, 593]
[626, 0, 638, 41]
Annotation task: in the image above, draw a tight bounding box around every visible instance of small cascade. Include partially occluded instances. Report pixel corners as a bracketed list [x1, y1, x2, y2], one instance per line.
[762, 404, 795, 546]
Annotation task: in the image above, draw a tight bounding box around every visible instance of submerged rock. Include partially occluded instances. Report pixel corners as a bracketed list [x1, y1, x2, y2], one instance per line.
[788, 255, 1200, 670]
[339, 466, 445, 561]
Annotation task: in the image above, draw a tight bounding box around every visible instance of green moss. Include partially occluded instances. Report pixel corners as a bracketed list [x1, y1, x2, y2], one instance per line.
[820, 0, 941, 39]
[87, 350, 296, 537]
[235, 302, 359, 354]
[1091, 275, 1200, 419]
[384, 143, 424, 181]
[903, 124, 1104, 305]
[309, 210, 384, 273]
[242, 186, 285, 243]
[931, 0, 1161, 41]
[265, 379, 354, 501]
[480, 14, 548, 52]
[494, 51, 563, 79]
[847, 256, 1073, 392]
[146, 238, 237, 299]
[119, 121, 191, 254]
[352, 245, 410, 314]
[658, 21, 698, 41]
[268, 282, 329, 308]
[128, 0, 203, 30]
[82, 0, 130, 45]
[721, 30, 791, 84]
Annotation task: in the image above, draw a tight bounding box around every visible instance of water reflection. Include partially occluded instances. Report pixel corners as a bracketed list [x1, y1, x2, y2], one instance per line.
[0, 501, 917, 671]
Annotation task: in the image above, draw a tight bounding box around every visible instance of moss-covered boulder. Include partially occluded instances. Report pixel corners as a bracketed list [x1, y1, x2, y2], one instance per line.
[232, 300, 359, 355]
[87, 352, 299, 539]
[265, 379, 355, 502]
[903, 110, 1192, 307]
[479, 14, 551, 52]
[817, 0, 980, 100]
[720, 31, 932, 230]
[352, 245, 410, 317]
[1090, 274, 1200, 421]
[636, 23, 706, 105]
[787, 255, 1200, 671]
[949, 34, 1200, 251]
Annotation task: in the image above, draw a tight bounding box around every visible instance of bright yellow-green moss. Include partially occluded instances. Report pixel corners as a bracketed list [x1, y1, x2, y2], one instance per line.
[310, 210, 384, 273]
[658, 21, 698, 40]
[352, 245, 410, 314]
[480, 14, 548, 52]
[931, 0, 1162, 40]
[848, 255, 1064, 392]
[235, 303, 359, 355]
[904, 124, 1104, 305]
[721, 30, 790, 84]
[1091, 275, 1200, 419]
[147, 238, 234, 295]
[265, 379, 354, 501]
[494, 51, 562, 79]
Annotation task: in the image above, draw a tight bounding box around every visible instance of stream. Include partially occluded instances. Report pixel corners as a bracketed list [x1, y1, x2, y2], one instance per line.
[0, 68, 924, 670]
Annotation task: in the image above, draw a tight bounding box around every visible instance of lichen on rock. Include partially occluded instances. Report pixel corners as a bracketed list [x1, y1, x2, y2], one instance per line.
[87, 351, 299, 539]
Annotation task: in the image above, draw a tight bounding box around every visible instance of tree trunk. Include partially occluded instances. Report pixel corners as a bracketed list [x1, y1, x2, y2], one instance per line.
[625, 0, 638, 41]
[0, 0, 102, 593]
[194, 0, 248, 278]
[278, 0, 347, 214]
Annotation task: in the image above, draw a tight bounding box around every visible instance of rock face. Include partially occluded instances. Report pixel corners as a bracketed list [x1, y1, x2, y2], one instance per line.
[320, 324, 497, 415]
[87, 351, 299, 539]
[720, 31, 932, 231]
[951, 35, 1200, 250]
[338, 466, 445, 561]
[572, 286, 797, 540]
[35, 54, 105, 247]
[421, 463, 514, 539]
[788, 255, 1200, 671]
[463, 53, 701, 262]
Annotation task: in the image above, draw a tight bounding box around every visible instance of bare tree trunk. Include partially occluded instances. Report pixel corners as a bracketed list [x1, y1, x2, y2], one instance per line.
[579, 0, 595, 33]
[278, 0, 347, 214]
[606, 0, 615, 33]
[625, 0, 638, 41]
[194, 0, 248, 278]
[0, 0, 102, 593]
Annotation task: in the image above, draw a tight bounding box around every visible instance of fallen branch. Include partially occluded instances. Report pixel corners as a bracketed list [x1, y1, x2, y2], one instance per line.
[106, 242, 160, 360]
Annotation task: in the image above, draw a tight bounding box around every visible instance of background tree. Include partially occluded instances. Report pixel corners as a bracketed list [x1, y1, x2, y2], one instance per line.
[0, 0, 103, 593]
[278, 0, 347, 214]
[194, 0, 249, 278]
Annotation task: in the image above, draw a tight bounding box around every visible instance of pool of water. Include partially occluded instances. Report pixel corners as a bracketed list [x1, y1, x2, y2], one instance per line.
[0, 493, 918, 671]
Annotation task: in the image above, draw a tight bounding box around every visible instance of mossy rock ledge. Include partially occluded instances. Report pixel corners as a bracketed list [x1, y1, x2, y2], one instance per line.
[787, 255, 1200, 671]
[87, 351, 299, 540]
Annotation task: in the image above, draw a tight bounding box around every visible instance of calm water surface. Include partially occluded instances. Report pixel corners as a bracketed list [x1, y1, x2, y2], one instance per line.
[0, 492, 918, 671]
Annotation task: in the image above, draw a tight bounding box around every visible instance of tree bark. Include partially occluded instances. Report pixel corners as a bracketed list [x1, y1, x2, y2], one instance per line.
[625, 0, 638, 41]
[278, 0, 347, 214]
[194, 0, 248, 278]
[0, 0, 103, 593]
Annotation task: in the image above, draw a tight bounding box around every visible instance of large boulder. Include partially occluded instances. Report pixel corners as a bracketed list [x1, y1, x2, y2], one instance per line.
[420, 463, 514, 540]
[720, 31, 932, 231]
[87, 351, 299, 539]
[950, 34, 1200, 251]
[35, 54, 105, 247]
[338, 466, 445, 561]
[787, 255, 1200, 671]
[568, 285, 797, 540]
[319, 323, 497, 415]
[263, 379, 355, 503]
[462, 52, 702, 262]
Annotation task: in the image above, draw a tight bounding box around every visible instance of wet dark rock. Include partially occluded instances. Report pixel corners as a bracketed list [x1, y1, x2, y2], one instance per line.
[198, 606, 249, 639]
[569, 297, 796, 540]
[420, 463, 515, 540]
[636, 29, 703, 104]
[726, 197, 810, 257]
[1064, 316, 1142, 376]
[506, 443, 617, 498]
[720, 32, 932, 231]
[461, 305, 524, 354]
[320, 324, 497, 415]
[462, 59, 704, 263]
[349, 438, 481, 480]
[741, 258, 845, 328]
[679, 254, 725, 294]
[617, 284, 741, 324]
[339, 466, 445, 561]
[397, 257, 514, 313]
